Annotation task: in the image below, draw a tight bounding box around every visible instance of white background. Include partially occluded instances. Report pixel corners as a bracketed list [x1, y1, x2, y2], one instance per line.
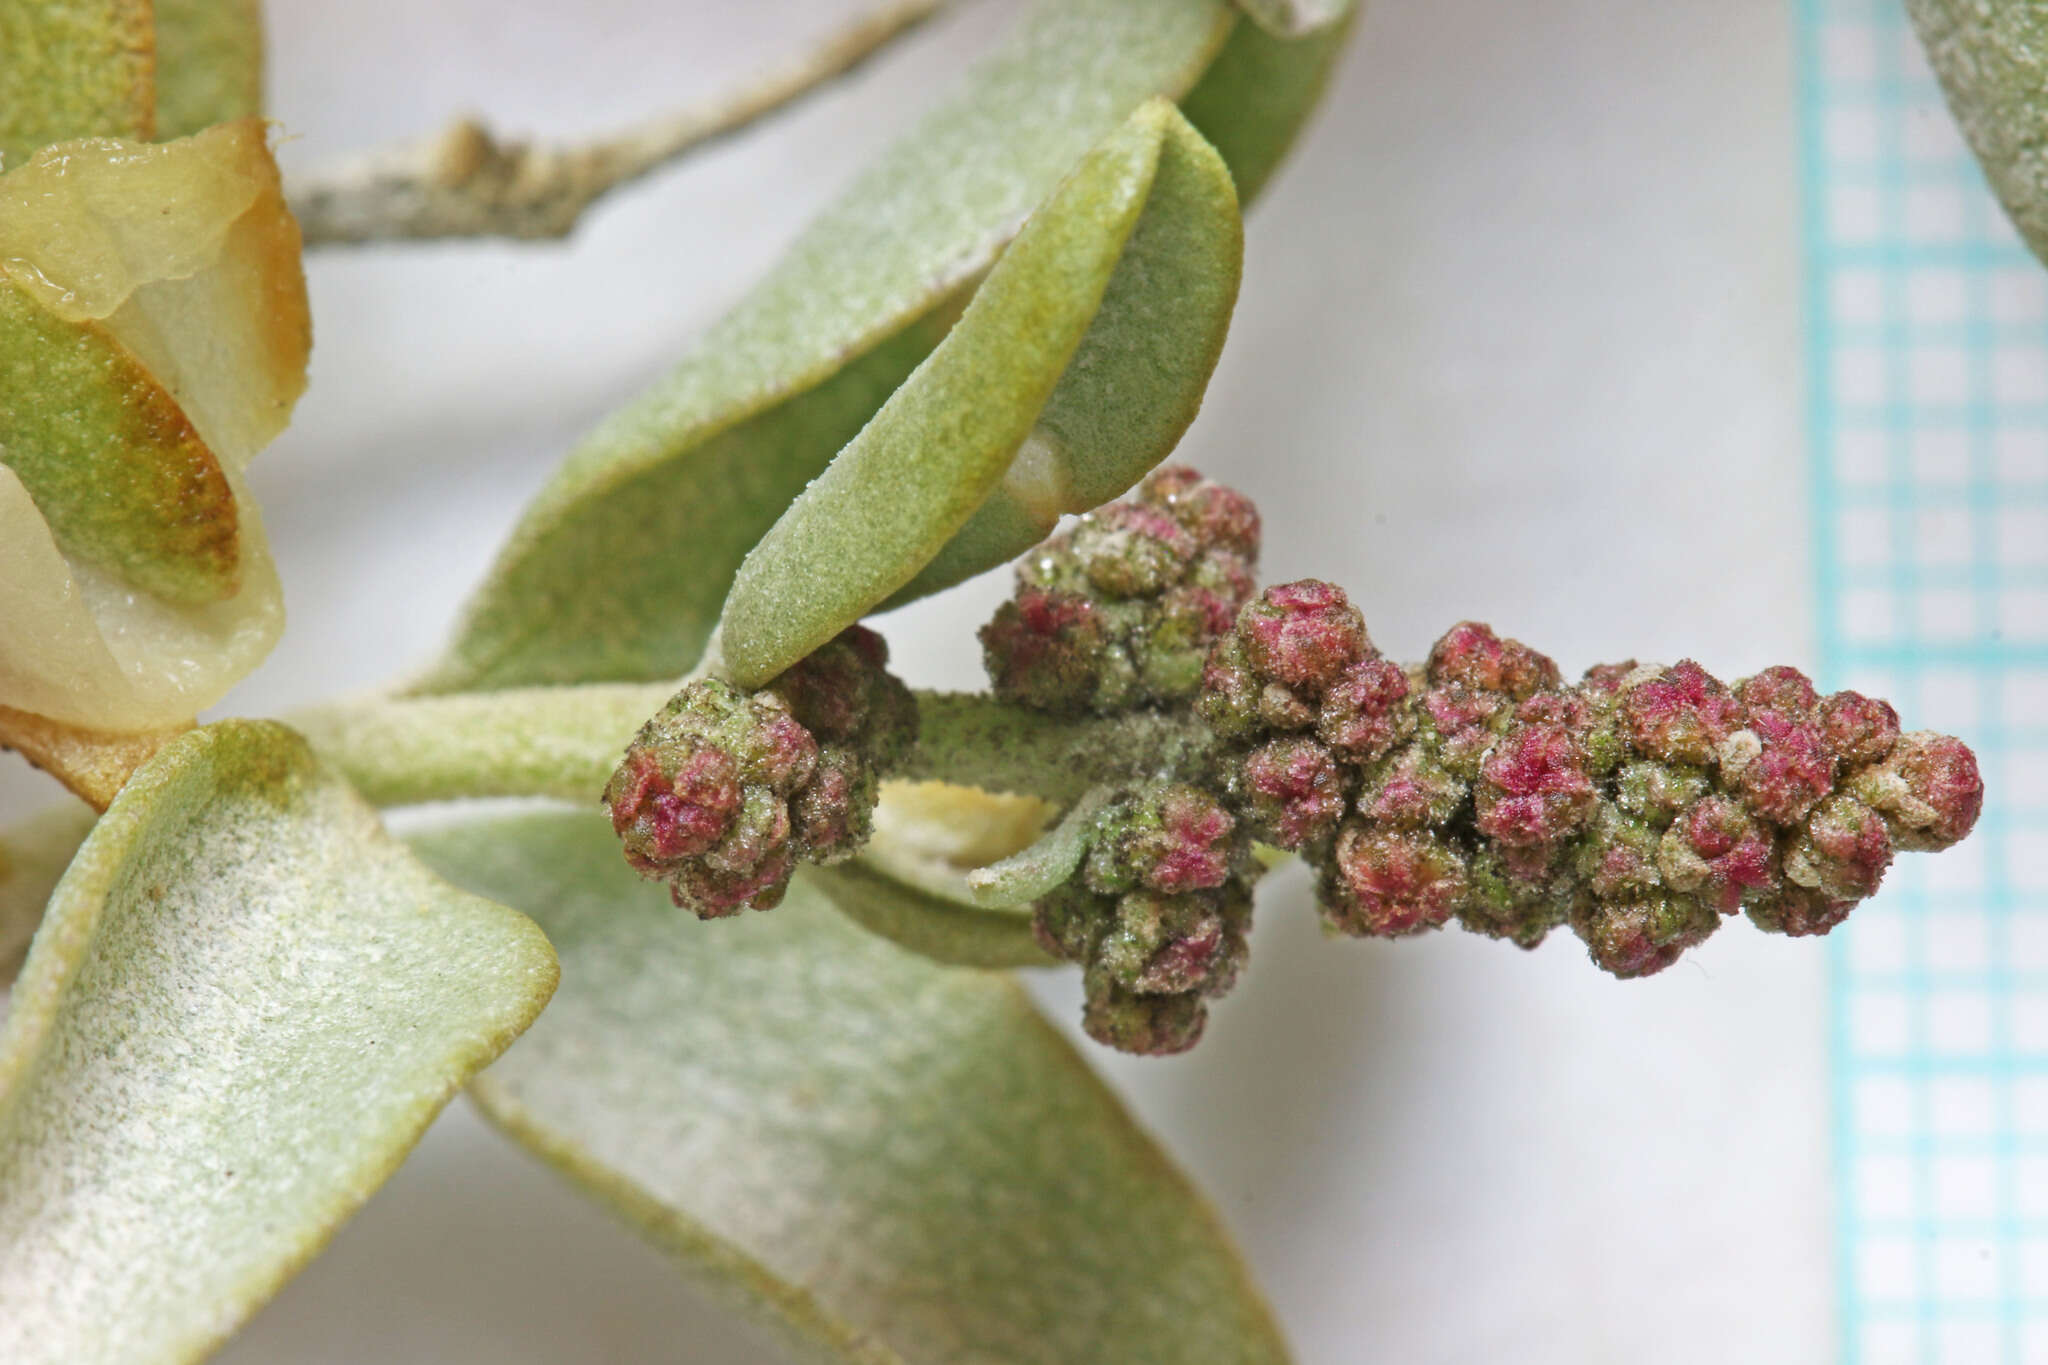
[1, 1, 1828, 1360]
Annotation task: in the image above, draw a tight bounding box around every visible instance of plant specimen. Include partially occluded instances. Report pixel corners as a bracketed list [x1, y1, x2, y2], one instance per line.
[0, 1, 2014, 1361]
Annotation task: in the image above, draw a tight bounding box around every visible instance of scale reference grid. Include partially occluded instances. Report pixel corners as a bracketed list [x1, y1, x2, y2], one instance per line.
[1800, 2, 2048, 1362]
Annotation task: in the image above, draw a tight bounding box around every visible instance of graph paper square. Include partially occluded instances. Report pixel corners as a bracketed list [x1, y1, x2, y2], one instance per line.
[1799, 1, 2047, 1360]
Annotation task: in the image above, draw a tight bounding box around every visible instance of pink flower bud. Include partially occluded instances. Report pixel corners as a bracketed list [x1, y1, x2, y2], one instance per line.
[1475, 722, 1597, 847]
[1726, 709, 1835, 826]
[1623, 661, 1744, 765]
[1426, 622, 1560, 699]
[1819, 690, 1901, 767]
[1323, 825, 1468, 937]
[1786, 793, 1894, 901]
[1140, 465, 1262, 560]
[1239, 580, 1372, 694]
[1238, 737, 1347, 849]
[1854, 732, 1984, 851]
[1317, 656, 1412, 761]
[1658, 796, 1777, 913]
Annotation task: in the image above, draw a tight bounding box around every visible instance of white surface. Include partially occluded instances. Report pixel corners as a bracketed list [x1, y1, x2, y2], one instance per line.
[0, 1, 1826, 1360]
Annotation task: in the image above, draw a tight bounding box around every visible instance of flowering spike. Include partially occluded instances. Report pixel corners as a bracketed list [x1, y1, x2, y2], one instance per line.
[606, 626, 914, 917]
[980, 467, 1258, 716]
[1028, 779, 1260, 1057]
[1182, 578, 1982, 980]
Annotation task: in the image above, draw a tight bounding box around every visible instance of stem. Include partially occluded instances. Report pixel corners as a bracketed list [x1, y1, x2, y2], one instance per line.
[299, 685, 1217, 810]
[901, 693, 1218, 805]
[292, 682, 671, 807]
[287, 0, 946, 245]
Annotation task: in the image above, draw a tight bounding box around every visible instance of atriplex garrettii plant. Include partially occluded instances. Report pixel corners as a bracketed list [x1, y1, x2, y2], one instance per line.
[0, 0, 2029, 1360]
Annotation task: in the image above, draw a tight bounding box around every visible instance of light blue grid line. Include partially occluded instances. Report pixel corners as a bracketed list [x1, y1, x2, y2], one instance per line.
[1799, 1, 2040, 1361]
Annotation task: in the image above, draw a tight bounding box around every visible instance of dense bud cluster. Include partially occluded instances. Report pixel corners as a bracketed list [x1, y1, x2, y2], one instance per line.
[606, 626, 916, 918]
[979, 467, 1260, 715]
[1196, 585, 1984, 978]
[1030, 781, 1260, 1055]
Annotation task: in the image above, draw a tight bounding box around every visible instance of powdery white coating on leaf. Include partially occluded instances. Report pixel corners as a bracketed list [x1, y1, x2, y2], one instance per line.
[1909, 0, 2048, 269]
[0, 722, 557, 1365]
[417, 0, 1240, 693]
[720, 99, 1187, 683]
[966, 785, 1114, 907]
[424, 812, 1291, 1365]
[0, 802, 95, 987]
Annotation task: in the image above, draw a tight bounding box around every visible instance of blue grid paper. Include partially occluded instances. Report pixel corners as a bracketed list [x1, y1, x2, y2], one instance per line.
[1797, 2, 2048, 1362]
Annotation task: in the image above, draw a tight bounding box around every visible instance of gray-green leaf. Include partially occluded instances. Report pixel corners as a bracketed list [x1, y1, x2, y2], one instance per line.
[412, 0, 1239, 694]
[0, 721, 558, 1365]
[1909, 0, 2048, 268]
[718, 98, 1241, 685]
[415, 0, 1356, 694]
[417, 810, 1291, 1365]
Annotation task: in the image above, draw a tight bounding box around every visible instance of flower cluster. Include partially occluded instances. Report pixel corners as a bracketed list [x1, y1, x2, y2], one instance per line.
[606, 626, 916, 917]
[979, 467, 1260, 715]
[1196, 589, 1983, 976]
[1031, 781, 1260, 1055]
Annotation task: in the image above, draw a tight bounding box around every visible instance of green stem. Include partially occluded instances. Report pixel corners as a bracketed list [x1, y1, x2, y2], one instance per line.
[291, 683, 671, 807]
[298, 685, 1217, 809]
[901, 692, 1217, 803]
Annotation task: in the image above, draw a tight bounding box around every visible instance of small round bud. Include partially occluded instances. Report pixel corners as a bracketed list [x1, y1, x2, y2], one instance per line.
[1658, 796, 1777, 914]
[1070, 502, 1196, 599]
[1086, 783, 1238, 896]
[1356, 740, 1469, 829]
[1819, 691, 1901, 767]
[1317, 656, 1413, 762]
[1736, 665, 1820, 718]
[981, 589, 1111, 715]
[1613, 759, 1710, 828]
[1577, 802, 1664, 900]
[1238, 580, 1371, 695]
[1747, 885, 1857, 937]
[1321, 825, 1468, 937]
[1237, 737, 1347, 849]
[1623, 661, 1744, 766]
[1425, 622, 1560, 699]
[1573, 895, 1719, 979]
[1140, 465, 1262, 560]
[1081, 969, 1208, 1056]
[1784, 792, 1894, 901]
[1853, 732, 1984, 851]
[1725, 709, 1835, 826]
[1474, 722, 1597, 847]
[1456, 849, 1571, 948]
[1096, 890, 1233, 995]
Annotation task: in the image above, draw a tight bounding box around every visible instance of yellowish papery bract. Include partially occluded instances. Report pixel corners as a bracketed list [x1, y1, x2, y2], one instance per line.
[0, 119, 308, 732]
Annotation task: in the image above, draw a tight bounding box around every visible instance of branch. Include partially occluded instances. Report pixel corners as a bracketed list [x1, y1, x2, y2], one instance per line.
[286, 0, 947, 246]
[294, 685, 1216, 810]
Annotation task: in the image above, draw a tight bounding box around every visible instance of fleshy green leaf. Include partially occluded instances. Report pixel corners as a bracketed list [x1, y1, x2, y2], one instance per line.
[153, 0, 265, 140]
[411, 0, 1240, 694]
[804, 862, 1052, 968]
[0, 0, 153, 167]
[1228, 0, 1349, 42]
[719, 99, 1241, 684]
[418, 811, 1291, 1365]
[1908, 0, 2048, 269]
[965, 786, 1113, 908]
[1182, 0, 1358, 204]
[0, 721, 558, 1364]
